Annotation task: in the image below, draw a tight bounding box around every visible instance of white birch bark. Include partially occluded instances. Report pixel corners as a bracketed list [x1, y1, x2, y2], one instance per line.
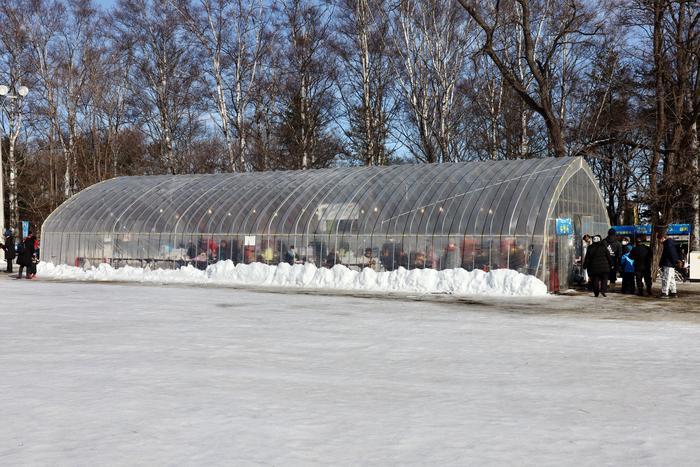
[691, 120, 700, 252]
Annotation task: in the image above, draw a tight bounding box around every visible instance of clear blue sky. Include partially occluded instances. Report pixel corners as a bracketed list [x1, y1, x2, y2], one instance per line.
[95, 0, 116, 9]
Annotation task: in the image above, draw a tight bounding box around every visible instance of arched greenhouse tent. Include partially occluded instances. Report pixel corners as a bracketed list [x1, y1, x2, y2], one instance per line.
[41, 157, 610, 291]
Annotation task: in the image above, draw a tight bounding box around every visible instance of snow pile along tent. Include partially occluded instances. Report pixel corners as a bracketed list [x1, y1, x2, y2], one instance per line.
[37, 261, 549, 297]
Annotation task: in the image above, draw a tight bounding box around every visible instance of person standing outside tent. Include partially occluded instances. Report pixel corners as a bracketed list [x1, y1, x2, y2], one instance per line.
[17, 230, 38, 279]
[630, 236, 652, 296]
[658, 232, 680, 298]
[603, 228, 622, 289]
[583, 234, 612, 297]
[2, 228, 15, 273]
[580, 234, 592, 285]
[621, 236, 631, 251]
[620, 239, 636, 294]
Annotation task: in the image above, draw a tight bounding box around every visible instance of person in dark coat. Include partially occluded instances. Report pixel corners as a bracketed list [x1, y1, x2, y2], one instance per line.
[186, 241, 197, 260]
[2, 228, 15, 273]
[324, 250, 340, 268]
[603, 228, 623, 289]
[284, 246, 296, 265]
[217, 240, 230, 262]
[583, 234, 613, 297]
[17, 231, 37, 279]
[630, 236, 652, 296]
[658, 233, 680, 298]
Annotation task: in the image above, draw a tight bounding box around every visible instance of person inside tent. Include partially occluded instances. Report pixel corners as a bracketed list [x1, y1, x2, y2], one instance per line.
[218, 240, 230, 262]
[285, 246, 297, 265]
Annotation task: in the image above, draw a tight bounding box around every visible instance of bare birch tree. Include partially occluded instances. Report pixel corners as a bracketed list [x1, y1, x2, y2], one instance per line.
[55, 0, 101, 196]
[275, 0, 340, 170]
[0, 1, 33, 230]
[458, 0, 604, 157]
[390, 0, 475, 163]
[334, 0, 395, 165]
[112, 0, 202, 174]
[176, 0, 270, 172]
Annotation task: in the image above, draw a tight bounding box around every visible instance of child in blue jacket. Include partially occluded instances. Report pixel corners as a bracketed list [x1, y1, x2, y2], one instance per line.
[620, 243, 636, 294]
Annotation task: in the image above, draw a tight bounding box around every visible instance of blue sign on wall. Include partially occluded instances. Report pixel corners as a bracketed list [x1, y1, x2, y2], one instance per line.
[556, 218, 573, 236]
[612, 224, 691, 237]
[21, 221, 29, 239]
[668, 224, 691, 235]
[612, 225, 636, 236]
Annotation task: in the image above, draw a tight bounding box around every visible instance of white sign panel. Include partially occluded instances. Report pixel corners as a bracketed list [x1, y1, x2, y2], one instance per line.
[690, 251, 700, 281]
[244, 235, 256, 246]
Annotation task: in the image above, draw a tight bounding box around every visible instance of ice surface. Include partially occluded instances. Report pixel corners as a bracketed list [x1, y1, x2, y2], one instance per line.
[1, 278, 700, 465]
[37, 260, 549, 297]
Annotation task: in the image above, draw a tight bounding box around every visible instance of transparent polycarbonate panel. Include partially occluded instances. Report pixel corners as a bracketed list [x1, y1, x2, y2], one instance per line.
[40, 157, 610, 288]
[546, 167, 611, 290]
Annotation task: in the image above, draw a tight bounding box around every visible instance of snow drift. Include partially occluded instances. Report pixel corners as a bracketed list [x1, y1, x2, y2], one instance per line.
[37, 261, 548, 297]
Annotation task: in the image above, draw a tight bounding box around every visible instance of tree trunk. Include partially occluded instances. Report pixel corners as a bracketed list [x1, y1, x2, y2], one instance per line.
[301, 71, 308, 170]
[8, 135, 18, 230]
[214, 57, 236, 172]
[235, 50, 246, 172]
[358, 0, 374, 165]
[691, 120, 700, 252]
[649, 0, 666, 279]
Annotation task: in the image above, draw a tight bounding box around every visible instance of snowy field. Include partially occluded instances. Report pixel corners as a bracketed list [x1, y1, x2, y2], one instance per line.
[2, 277, 700, 465]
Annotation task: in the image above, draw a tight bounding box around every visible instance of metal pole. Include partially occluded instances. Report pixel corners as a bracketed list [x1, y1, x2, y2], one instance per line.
[0, 106, 4, 264]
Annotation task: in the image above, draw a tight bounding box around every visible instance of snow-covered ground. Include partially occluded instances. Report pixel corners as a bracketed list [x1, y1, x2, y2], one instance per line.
[2, 278, 700, 465]
[38, 260, 549, 296]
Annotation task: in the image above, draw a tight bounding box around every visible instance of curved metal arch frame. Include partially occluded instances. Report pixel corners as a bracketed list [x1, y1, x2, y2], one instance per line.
[394, 163, 461, 264]
[346, 165, 407, 258]
[359, 165, 420, 250]
[464, 161, 525, 267]
[42, 158, 609, 287]
[211, 171, 287, 262]
[366, 164, 439, 261]
[448, 161, 514, 270]
[301, 167, 368, 244]
[478, 159, 547, 267]
[218, 171, 286, 235]
[322, 166, 395, 260]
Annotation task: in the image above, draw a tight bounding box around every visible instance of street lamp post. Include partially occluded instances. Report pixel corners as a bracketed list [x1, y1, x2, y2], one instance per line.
[0, 84, 29, 263]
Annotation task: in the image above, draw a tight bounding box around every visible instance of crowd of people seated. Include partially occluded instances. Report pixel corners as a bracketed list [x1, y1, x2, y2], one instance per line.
[153, 235, 534, 274]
